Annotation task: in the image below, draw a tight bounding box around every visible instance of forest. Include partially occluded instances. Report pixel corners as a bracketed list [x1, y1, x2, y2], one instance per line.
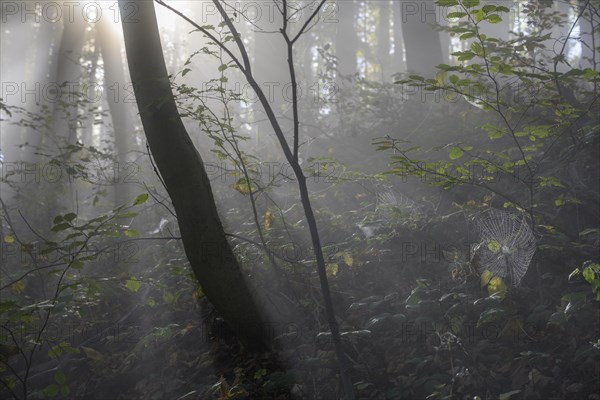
[0, 0, 599, 399]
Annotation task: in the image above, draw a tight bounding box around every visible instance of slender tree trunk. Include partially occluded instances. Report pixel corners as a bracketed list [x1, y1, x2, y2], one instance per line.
[392, 1, 407, 74]
[399, 0, 444, 75]
[50, 15, 87, 153]
[119, 0, 267, 349]
[96, 17, 133, 206]
[378, 1, 391, 79]
[579, 0, 599, 71]
[336, 0, 358, 77]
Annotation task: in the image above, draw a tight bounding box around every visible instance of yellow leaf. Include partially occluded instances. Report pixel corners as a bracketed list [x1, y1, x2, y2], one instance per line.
[487, 240, 501, 254]
[487, 276, 507, 300]
[326, 263, 339, 277]
[452, 267, 462, 281]
[343, 252, 354, 267]
[480, 270, 492, 287]
[232, 179, 252, 195]
[436, 70, 447, 85]
[264, 209, 274, 230]
[3, 235, 14, 244]
[11, 281, 25, 294]
[193, 286, 205, 299]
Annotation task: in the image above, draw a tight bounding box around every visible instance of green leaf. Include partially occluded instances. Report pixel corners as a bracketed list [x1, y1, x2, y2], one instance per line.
[125, 278, 141, 293]
[487, 14, 502, 23]
[44, 383, 60, 397]
[124, 229, 139, 238]
[477, 307, 505, 327]
[449, 147, 464, 160]
[51, 223, 71, 232]
[474, 9, 485, 22]
[547, 311, 566, 325]
[63, 213, 77, 222]
[54, 371, 67, 385]
[462, 0, 480, 7]
[447, 11, 467, 19]
[482, 4, 497, 13]
[60, 385, 70, 397]
[437, 0, 459, 6]
[218, 64, 228, 72]
[163, 291, 175, 304]
[182, 68, 192, 77]
[583, 264, 599, 284]
[133, 193, 149, 206]
[487, 240, 501, 253]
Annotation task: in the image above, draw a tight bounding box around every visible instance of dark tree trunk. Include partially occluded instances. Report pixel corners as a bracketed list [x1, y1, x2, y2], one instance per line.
[119, 0, 267, 349]
[399, 0, 444, 75]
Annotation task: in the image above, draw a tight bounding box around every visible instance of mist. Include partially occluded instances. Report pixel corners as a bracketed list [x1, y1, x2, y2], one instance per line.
[1, 1, 599, 399]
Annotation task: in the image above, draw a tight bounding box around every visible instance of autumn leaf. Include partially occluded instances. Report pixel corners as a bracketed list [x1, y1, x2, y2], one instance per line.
[343, 252, 354, 267]
[125, 277, 141, 293]
[232, 178, 252, 195]
[326, 263, 339, 277]
[11, 281, 26, 294]
[264, 209, 274, 230]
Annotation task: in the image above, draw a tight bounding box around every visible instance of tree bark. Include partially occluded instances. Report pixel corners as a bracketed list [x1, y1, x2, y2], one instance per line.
[392, 1, 407, 74]
[336, 0, 358, 77]
[378, 1, 391, 78]
[119, 0, 267, 349]
[399, 0, 444, 75]
[96, 17, 134, 207]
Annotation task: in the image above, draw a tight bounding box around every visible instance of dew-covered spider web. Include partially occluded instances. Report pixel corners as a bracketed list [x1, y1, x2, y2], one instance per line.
[473, 209, 537, 287]
[375, 186, 425, 218]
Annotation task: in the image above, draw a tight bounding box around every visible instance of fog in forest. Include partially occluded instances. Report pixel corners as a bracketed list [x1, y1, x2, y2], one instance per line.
[1, 1, 599, 399]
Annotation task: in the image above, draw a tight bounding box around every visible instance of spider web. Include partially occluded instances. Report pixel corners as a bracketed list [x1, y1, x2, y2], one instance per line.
[474, 209, 537, 287]
[375, 186, 425, 218]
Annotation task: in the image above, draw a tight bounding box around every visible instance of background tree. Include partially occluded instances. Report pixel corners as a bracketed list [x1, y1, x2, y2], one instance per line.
[399, 0, 444, 74]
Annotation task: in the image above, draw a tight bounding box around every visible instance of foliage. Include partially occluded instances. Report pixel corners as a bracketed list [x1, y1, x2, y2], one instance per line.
[1, 0, 599, 399]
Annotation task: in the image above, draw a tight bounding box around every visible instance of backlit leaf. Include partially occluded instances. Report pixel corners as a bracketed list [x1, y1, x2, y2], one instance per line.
[449, 147, 464, 160]
[326, 263, 339, 277]
[487, 276, 507, 299]
[264, 209, 274, 230]
[125, 277, 141, 293]
[133, 193, 149, 206]
[343, 252, 354, 267]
